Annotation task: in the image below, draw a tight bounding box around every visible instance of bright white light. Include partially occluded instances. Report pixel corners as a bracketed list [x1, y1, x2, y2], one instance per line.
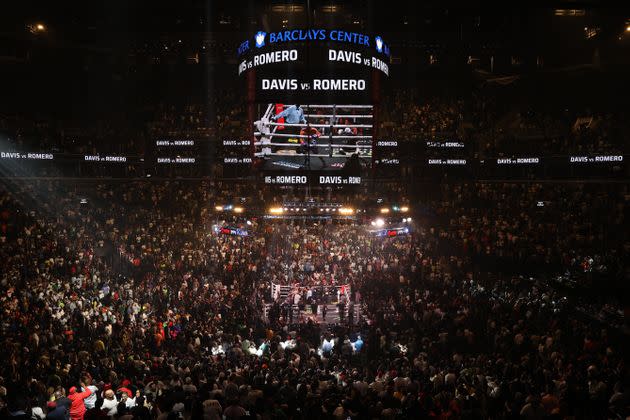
[246, 220, 252, 225]
[375, 218, 385, 227]
[406, 217, 412, 222]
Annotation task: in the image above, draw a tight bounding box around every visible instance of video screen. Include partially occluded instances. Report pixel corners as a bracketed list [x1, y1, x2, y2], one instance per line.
[253, 103, 372, 172]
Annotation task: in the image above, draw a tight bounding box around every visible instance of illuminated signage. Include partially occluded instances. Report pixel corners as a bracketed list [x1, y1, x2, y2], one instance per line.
[426, 141, 465, 148]
[155, 140, 195, 146]
[263, 174, 362, 185]
[223, 157, 252, 164]
[428, 159, 467, 165]
[260, 78, 366, 91]
[374, 228, 409, 237]
[156, 157, 196, 164]
[569, 155, 623, 163]
[376, 140, 398, 147]
[0, 152, 54, 160]
[222, 139, 250, 146]
[237, 28, 391, 80]
[238, 29, 389, 56]
[264, 175, 308, 185]
[496, 157, 540, 165]
[318, 176, 361, 185]
[84, 155, 128, 162]
[219, 226, 249, 237]
[377, 158, 400, 165]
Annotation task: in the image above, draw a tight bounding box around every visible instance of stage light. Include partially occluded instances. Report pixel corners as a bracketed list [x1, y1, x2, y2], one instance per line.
[401, 206, 409, 212]
[246, 220, 252, 226]
[338, 207, 354, 215]
[406, 217, 412, 222]
[375, 218, 385, 227]
[325, 208, 330, 212]
[380, 208, 390, 214]
[233, 206, 244, 213]
[269, 207, 284, 214]
[215, 205, 223, 211]
[28, 23, 47, 34]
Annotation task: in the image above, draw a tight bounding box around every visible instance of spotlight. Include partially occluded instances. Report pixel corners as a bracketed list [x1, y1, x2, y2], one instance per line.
[338, 208, 354, 215]
[215, 205, 223, 211]
[375, 218, 385, 227]
[269, 207, 283, 214]
[246, 220, 252, 226]
[233, 206, 244, 213]
[29, 23, 47, 33]
[406, 217, 412, 222]
[380, 208, 390, 214]
[401, 206, 409, 212]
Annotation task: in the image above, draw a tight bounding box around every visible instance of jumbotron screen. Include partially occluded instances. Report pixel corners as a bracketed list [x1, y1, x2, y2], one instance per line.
[222, 27, 394, 185]
[253, 103, 372, 176]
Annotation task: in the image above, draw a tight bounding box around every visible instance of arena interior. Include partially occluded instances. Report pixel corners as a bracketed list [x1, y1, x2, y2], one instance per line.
[0, 1, 629, 419]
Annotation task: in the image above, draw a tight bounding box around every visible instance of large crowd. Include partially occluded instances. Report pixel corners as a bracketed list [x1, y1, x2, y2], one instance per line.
[0, 179, 626, 419]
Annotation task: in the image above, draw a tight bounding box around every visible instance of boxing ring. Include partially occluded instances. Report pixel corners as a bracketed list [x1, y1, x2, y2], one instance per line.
[254, 104, 373, 170]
